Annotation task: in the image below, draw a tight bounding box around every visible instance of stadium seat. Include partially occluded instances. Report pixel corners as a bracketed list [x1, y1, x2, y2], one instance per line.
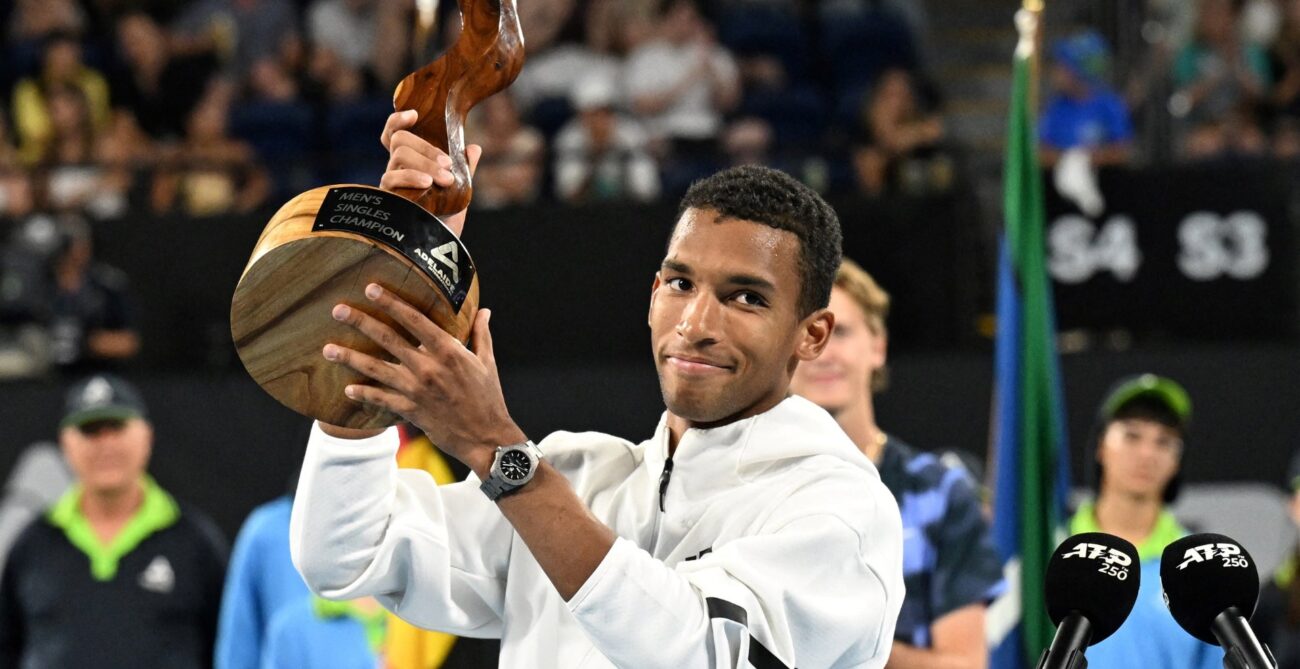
[817, 7, 919, 94]
[323, 97, 392, 185]
[717, 6, 810, 82]
[739, 84, 828, 146]
[230, 100, 316, 198]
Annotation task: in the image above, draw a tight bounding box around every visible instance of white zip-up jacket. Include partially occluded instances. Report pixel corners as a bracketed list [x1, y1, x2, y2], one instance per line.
[290, 395, 904, 668]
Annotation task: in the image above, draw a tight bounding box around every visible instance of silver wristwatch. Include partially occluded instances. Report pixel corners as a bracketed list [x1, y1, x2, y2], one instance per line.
[480, 441, 543, 501]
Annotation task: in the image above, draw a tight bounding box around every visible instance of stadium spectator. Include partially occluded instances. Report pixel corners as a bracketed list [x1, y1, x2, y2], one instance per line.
[604, 0, 659, 51]
[246, 58, 301, 103]
[553, 74, 660, 203]
[1182, 106, 1270, 160]
[307, 0, 378, 71]
[150, 88, 270, 216]
[40, 217, 139, 375]
[1253, 449, 1300, 669]
[790, 258, 1003, 668]
[850, 68, 950, 196]
[1068, 374, 1220, 669]
[1276, 116, 1300, 158]
[508, 0, 624, 136]
[11, 31, 111, 165]
[302, 45, 367, 103]
[111, 12, 218, 142]
[33, 84, 130, 219]
[625, 0, 740, 168]
[1171, 0, 1271, 157]
[172, 0, 299, 81]
[466, 93, 544, 210]
[0, 217, 62, 378]
[1270, 0, 1300, 123]
[0, 374, 227, 668]
[722, 116, 776, 169]
[368, 0, 415, 86]
[301, 0, 387, 104]
[718, 116, 832, 192]
[0, 118, 33, 219]
[515, 0, 578, 56]
[1039, 31, 1134, 167]
[5, 0, 85, 47]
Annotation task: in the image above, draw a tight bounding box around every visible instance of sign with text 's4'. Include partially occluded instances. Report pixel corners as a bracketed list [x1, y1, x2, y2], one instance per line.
[1044, 165, 1297, 339]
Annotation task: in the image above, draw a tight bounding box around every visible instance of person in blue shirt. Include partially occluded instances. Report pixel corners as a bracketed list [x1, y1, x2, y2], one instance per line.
[216, 427, 499, 669]
[1068, 374, 1220, 669]
[261, 595, 386, 669]
[214, 495, 310, 669]
[1039, 31, 1134, 167]
[791, 258, 1004, 669]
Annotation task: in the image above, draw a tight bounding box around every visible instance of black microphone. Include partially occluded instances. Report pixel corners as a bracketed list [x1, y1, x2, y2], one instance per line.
[1036, 532, 1142, 669]
[1160, 533, 1278, 669]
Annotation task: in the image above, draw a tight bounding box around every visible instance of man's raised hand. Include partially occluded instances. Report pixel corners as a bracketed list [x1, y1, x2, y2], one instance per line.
[379, 109, 483, 237]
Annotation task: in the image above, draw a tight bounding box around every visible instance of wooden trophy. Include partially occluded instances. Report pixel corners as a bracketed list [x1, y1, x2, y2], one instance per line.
[230, 0, 524, 429]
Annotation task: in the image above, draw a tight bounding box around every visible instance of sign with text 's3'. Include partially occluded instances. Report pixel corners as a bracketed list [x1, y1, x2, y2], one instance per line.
[1044, 165, 1296, 338]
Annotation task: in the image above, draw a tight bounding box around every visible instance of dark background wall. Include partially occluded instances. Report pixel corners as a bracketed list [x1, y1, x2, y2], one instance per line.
[87, 194, 981, 373]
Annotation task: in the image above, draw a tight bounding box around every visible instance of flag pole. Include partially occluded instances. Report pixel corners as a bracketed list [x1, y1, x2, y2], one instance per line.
[1018, 0, 1044, 113]
[413, 0, 441, 64]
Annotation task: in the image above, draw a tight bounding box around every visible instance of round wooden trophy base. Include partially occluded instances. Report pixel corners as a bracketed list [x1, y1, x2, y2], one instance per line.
[231, 185, 479, 429]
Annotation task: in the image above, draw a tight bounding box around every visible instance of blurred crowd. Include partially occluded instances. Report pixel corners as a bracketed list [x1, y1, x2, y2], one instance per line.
[1050, 0, 1300, 165]
[0, 0, 959, 222]
[5, 0, 1300, 225]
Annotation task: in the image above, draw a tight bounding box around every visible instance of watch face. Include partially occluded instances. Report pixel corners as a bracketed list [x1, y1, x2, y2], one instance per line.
[499, 449, 532, 482]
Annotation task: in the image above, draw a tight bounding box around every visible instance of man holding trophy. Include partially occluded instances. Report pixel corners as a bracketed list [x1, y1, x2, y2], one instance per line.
[227, 0, 904, 666]
[287, 98, 905, 667]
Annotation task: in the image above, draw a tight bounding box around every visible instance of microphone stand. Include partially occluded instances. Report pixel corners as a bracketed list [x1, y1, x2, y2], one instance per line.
[1036, 612, 1091, 669]
[1213, 608, 1277, 669]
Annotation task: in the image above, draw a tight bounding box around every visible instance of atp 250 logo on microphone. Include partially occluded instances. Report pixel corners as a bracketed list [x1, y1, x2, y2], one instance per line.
[1175, 542, 1251, 570]
[1063, 542, 1133, 580]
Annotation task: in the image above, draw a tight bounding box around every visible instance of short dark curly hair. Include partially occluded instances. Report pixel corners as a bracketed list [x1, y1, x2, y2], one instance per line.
[675, 165, 843, 317]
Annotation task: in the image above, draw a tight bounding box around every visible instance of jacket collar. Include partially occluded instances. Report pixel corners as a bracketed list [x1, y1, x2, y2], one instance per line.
[644, 395, 873, 480]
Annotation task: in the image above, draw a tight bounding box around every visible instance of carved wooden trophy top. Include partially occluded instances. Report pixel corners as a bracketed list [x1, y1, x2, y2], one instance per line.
[230, 0, 525, 429]
[392, 0, 523, 215]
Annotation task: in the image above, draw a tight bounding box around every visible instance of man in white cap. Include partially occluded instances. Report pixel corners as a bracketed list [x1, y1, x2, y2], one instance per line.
[554, 73, 661, 203]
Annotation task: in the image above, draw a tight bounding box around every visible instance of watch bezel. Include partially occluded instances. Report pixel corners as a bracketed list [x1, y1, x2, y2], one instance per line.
[483, 441, 540, 500]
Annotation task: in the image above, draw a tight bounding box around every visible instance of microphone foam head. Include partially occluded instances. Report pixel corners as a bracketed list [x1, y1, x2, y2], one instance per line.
[1160, 533, 1259, 645]
[1044, 532, 1142, 644]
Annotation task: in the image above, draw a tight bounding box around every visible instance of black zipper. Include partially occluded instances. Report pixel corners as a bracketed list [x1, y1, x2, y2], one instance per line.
[658, 456, 674, 512]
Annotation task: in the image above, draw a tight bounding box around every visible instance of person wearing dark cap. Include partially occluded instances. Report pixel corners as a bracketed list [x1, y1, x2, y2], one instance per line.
[1067, 374, 1219, 669]
[1248, 451, 1300, 669]
[0, 373, 227, 668]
